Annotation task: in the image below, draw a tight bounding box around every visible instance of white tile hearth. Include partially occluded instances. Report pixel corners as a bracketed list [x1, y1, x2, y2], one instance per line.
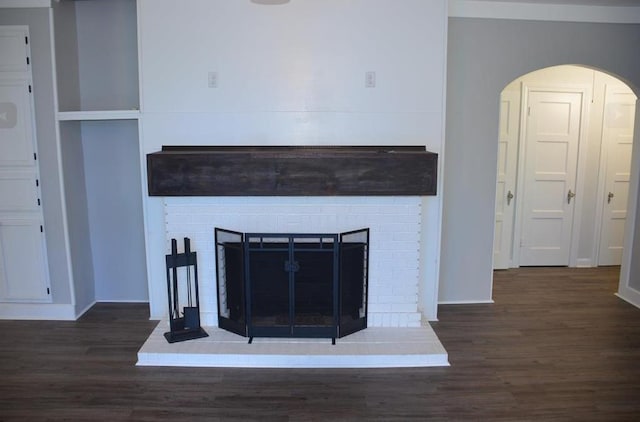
[137, 323, 449, 368]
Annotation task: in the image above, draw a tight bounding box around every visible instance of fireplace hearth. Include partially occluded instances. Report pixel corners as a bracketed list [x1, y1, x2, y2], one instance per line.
[215, 228, 369, 343]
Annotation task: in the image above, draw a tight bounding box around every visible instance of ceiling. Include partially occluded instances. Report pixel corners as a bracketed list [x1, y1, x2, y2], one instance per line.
[464, 0, 640, 6]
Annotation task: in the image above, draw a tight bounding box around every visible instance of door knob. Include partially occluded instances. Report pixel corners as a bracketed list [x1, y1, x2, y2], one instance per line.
[567, 189, 576, 204]
[507, 190, 514, 206]
[607, 192, 614, 204]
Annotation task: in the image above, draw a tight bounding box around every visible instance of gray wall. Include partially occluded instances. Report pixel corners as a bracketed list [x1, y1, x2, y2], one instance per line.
[74, 0, 146, 302]
[441, 18, 640, 302]
[82, 120, 147, 301]
[52, 0, 81, 112]
[75, 0, 138, 110]
[59, 121, 95, 315]
[0, 8, 73, 305]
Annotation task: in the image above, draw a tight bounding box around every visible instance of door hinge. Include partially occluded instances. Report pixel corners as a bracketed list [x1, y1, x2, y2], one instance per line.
[26, 57, 30, 65]
[47, 288, 50, 295]
[28, 85, 32, 93]
[40, 225, 43, 233]
[25, 36, 29, 45]
[527, 106, 531, 117]
[33, 153, 37, 160]
[36, 179, 39, 187]
[37, 198, 41, 206]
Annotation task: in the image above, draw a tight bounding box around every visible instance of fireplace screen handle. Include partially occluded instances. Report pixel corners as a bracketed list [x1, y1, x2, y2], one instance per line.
[284, 260, 300, 273]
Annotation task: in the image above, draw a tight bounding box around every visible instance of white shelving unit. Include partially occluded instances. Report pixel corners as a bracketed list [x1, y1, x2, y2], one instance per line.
[53, 0, 147, 316]
[57, 110, 140, 121]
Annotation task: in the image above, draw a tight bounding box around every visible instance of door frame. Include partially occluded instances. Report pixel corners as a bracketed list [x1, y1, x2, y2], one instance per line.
[511, 83, 591, 267]
[594, 83, 637, 265]
[493, 83, 521, 269]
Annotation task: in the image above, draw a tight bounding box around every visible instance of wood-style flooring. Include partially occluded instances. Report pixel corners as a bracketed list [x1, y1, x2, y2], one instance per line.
[1, 267, 639, 421]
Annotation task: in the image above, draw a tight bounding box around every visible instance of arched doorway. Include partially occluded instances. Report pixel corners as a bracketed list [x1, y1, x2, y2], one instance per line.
[493, 65, 637, 271]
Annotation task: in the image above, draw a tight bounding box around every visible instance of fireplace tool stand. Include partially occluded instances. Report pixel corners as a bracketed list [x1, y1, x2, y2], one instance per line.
[164, 237, 208, 343]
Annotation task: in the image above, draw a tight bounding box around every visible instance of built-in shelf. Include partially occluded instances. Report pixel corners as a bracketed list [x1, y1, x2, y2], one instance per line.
[57, 110, 140, 121]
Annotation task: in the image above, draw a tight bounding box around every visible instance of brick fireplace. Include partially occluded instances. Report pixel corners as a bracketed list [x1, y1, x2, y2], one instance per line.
[138, 146, 447, 367]
[138, 195, 449, 367]
[149, 146, 437, 329]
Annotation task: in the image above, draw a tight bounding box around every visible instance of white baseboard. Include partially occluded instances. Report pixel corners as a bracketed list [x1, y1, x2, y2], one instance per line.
[95, 300, 150, 304]
[0, 303, 76, 320]
[616, 287, 640, 310]
[75, 301, 97, 319]
[0, 0, 51, 8]
[575, 258, 593, 268]
[438, 299, 495, 305]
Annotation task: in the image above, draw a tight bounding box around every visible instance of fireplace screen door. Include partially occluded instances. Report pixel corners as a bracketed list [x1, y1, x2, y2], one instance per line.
[215, 228, 369, 341]
[214, 228, 246, 337]
[339, 228, 369, 337]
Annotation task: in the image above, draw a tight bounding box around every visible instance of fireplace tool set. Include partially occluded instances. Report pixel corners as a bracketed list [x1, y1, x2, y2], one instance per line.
[164, 237, 208, 343]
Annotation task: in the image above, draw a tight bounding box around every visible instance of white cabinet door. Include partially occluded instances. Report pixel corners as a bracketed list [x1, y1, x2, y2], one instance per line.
[519, 90, 583, 266]
[0, 169, 40, 212]
[598, 86, 635, 266]
[0, 219, 49, 302]
[0, 26, 49, 303]
[0, 27, 30, 73]
[0, 79, 36, 167]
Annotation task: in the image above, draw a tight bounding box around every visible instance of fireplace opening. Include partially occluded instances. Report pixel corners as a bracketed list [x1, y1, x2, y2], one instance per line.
[215, 228, 369, 343]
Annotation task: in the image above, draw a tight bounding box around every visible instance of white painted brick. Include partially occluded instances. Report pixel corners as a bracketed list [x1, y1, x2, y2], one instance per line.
[367, 303, 392, 313]
[375, 295, 395, 305]
[165, 197, 425, 330]
[370, 313, 383, 327]
[407, 313, 422, 327]
[391, 303, 418, 313]
[374, 286, 393, 296]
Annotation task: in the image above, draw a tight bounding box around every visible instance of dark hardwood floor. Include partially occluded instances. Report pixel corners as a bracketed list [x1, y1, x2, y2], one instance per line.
[1, 267, 639, 421]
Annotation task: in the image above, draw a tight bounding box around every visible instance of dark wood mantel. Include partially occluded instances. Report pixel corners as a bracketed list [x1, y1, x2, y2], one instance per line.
[146, 146, 437, 196]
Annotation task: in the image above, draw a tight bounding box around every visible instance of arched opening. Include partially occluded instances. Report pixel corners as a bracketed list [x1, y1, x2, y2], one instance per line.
[492, 64, 638, 290]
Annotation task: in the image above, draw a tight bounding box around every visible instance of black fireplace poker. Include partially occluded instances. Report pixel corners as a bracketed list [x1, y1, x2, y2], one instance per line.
[164, 237, 209, 343]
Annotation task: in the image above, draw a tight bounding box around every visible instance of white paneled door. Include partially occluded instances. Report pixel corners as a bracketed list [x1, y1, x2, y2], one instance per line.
[598, 86, 636, 266]
[493, 87, 520, 269]
[519, 90, 583, 266]
[0, 26, 50, 302]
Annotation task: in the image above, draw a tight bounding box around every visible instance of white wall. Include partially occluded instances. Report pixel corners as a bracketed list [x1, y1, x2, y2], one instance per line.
[443, 18, 640, 304]
[138, 0, 448, 319]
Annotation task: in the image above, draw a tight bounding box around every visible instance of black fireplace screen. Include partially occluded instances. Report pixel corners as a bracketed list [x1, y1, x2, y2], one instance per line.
[215, 228, 369, 341]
